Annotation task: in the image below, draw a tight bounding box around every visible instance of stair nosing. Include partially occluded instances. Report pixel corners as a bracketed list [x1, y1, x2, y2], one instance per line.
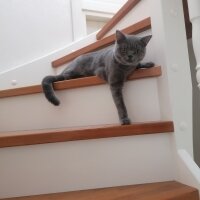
[1, 181, 198, 200]
[0, 121, 174, 148]
[0, 66, 161, 98]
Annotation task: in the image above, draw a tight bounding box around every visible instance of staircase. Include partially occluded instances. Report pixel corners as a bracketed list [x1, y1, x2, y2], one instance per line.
[0, 0, 199, 199]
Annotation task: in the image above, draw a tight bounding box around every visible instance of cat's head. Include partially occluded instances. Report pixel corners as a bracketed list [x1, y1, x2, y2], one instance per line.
[114, 30, 152, 66]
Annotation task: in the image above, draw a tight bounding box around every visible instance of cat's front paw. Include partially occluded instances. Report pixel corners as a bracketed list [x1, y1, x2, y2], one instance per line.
[137, 62, 155, 69]
[120, 117, 131, 125]
[143, 62, 155, 68]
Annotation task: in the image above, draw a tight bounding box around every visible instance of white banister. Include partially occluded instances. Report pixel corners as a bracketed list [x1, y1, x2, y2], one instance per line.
[187, 0, 200, 89]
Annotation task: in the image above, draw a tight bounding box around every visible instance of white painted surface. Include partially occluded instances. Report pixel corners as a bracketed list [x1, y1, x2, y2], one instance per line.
[0, 0, 125, 74]
[0, 0, 73, 73]
[82, 0, 124, 14]
[87, 20, 107, 34]
[77, 0, 126, 37]
[0, 32, 97, 89]
[0, 133, 175, 199]
[176, 149, 200, 191]
[0, 78, 160, 132]
[71, 0, 87, 41]
[150, 0, 193, 156]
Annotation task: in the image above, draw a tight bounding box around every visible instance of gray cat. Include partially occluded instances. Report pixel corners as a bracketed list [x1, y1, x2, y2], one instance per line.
[42, 30, 154, 125]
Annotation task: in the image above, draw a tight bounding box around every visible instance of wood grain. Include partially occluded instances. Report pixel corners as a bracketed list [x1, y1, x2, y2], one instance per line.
[0, 85, 43, 98]
[52, 17, 151, 68]
[0, 66, 161, 98]
[96, 0, 141, 40]
[0, 121, 174, 148]
[2, 181, 199, 200]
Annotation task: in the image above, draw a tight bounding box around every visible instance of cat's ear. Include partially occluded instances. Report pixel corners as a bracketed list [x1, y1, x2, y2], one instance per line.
[140, 35, 152, 47]
[116, 30, 126, 44]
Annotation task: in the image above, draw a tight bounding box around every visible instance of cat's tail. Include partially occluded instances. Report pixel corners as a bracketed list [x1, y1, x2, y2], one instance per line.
[42, 74, 65, 106]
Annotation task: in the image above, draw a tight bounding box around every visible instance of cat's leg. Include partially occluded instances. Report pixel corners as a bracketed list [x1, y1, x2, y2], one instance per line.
[136, 62, 154, 69]
[110, 83, 131, 125]
[95, 68, 107, 81]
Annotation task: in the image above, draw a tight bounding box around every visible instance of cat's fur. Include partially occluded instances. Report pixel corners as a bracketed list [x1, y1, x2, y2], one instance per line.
[42, 30, 154, 125]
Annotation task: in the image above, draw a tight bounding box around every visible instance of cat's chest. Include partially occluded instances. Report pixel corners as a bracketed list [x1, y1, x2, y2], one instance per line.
[117, 64, 137, 76]
[108, 65, 133, 82]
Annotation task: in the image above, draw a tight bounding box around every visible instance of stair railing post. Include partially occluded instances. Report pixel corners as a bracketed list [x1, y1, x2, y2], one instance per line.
[151, 0, 193, 156]
[187, 0, 200, 89]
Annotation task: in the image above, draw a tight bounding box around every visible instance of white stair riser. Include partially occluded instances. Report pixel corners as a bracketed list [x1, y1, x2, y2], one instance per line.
[0, 133, 175, 199]
[0, 78, 160, 132]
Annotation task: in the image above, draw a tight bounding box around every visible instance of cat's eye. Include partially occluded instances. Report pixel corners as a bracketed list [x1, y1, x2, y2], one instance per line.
[120, 47, 127, 54]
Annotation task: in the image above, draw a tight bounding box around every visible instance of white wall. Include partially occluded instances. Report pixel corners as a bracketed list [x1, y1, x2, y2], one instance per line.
[74, 0, 126, 39]
[86, 20, 107, 34]
[0, 0, 73, 73]
[0, 0, 126, 74]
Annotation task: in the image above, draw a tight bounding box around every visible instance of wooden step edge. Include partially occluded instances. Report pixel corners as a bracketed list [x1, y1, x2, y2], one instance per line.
[0, 121, 174, 148]
[0, 66, 161, 99]
[2, 181, 199, 200]
[96, 0, 141, 40]
[0, 85, 43, 99]
[52, 17, 151, 68]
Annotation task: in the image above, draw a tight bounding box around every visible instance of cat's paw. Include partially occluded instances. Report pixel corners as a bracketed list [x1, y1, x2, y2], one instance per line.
[120, 117, 131, 125]
[136, 62, 155, 69]
[143, 62, 155, 68]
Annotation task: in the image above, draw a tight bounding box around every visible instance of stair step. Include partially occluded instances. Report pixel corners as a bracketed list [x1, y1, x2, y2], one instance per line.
[2, 181, 199, 200]
[0, 66, 161, 98]
[52, 17, 151, 68]
[0, 121, 173, 148]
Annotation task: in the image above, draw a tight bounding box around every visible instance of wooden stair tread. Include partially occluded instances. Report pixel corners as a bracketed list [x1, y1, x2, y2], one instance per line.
[52, 17, 151, 68]
[0, 121, 173, 148]
[0, 66, 161, 98]
[3, 181, 199, 200]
